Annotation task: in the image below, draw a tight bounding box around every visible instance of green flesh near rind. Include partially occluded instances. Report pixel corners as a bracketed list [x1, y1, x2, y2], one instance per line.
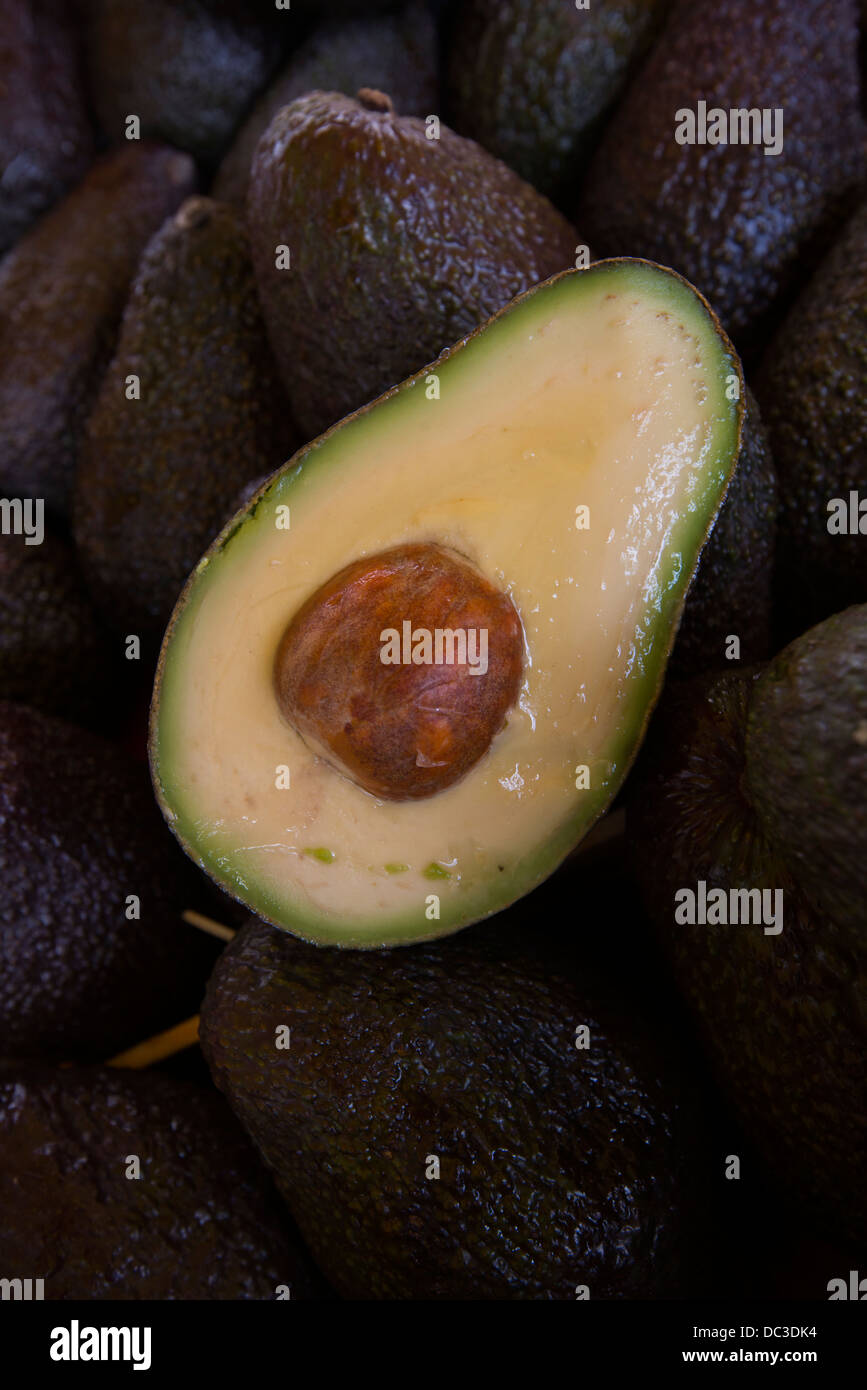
[151, 260, 743, 948]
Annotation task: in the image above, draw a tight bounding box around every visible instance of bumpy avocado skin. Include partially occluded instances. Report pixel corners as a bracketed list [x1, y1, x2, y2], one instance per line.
[0, 703, 219, 1062]
[0, 1063, 325, 1299]
[247, 91, 579, 437]
[446, 0, 666, 204]
[630, 611, 867, 1243]
[746, 606, 867, 942]
[200, 910, 714, 1300]
[672, 389, 776, 677]
[75, 197, 296, 639]
[213, 2, 439, 206]
[0, 0, 94, 256]
[757, 202, 867, 635]
[0, 530, 117, 728]
[83, 0, 286, 165]
[578, 0, 866, 349]
[0, 144, 196, 518]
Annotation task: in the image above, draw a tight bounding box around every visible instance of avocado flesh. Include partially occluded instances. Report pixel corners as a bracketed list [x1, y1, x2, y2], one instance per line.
[151, 260, 742, 948]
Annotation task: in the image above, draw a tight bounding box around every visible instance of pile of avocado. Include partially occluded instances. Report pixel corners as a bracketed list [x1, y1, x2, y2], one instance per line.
[0, 0, 864, 1302]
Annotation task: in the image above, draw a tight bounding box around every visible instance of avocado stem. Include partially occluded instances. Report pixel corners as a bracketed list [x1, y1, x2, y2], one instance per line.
[107, 1015, 201, 1069]
[182, 908, 237, 942]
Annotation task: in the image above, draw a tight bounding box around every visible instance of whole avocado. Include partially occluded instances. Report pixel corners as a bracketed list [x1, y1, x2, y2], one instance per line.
[0, 143, 196, 517]
[0, 1063, 325, 1299]
[757, 200, 867, 634]
[630, 605, 867, 1243]
[247, 89, 579, 437]
[213, 3, 439, 206]
[578, 0, 866, 350]
[447, 0, 667, 205]
[75, 197, 297, 639]
[0, 528, 117, 728]
[0, 0, 94, 255]
[83, 0, 286, 166]
[201, 907, 715, 1300]
[0, 703, 218, 1061]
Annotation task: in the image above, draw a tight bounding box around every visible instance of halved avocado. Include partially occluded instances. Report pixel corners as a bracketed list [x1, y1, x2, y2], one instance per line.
[150, 260, 743, 948]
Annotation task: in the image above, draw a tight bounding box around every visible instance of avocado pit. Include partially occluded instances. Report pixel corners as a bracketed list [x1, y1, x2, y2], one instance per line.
[273, 543, 524, 800]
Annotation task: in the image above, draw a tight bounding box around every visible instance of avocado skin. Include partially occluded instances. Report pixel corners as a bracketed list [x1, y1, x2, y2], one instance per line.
[757, 202, 867, 635]
[672, 389, 776, 677]
[0, 0, 94, 256]
[248, 91, 579, 437]
[578, 0, 866, 350]
[630, 609, 867, 1242]
[83, 0, 286, 166]
[75, 197, 296, 639]
[213, 2, 439, 206]
[0, 1063, 326, 1299]
[201, 909, 713, 1299]
[0, 703, 219, 1061]
[446, 0, 666, 205]
[746, 606, 867, 943]
[0, 529, 118, 728]
[0, 144, 196, 519]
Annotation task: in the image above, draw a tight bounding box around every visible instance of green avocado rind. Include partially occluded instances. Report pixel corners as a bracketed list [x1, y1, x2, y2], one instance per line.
[151, 259, 743, 948]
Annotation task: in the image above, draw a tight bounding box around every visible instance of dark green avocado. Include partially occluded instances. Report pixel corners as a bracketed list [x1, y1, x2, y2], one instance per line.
[0, 528, 118, 728]
[83, 0, 286, 166]
[672, 388, 777, 677]
[0, 0, 94, 255]
[75, 196, 297, 640]
[200, 902, 716, 1299]
[578, 0, 866, 350]
[447, 0, 667, 205]
[0, 1063, 326, 1299]
[630, 604, 867, 1243]
[247, 88, 580, 437]
[0, 702, 219, 1061]
[213, 2, 439, 206]
[757, 200, 867, 636]
[0, 143, 196, 518]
